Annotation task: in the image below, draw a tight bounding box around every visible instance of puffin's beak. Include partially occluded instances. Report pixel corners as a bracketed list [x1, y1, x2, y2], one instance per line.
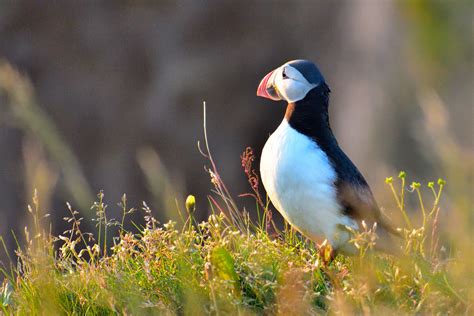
[256, 70, 281, 101]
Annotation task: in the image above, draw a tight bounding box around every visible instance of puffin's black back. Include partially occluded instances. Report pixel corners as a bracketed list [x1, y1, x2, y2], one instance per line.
[285, 84, 383, 224]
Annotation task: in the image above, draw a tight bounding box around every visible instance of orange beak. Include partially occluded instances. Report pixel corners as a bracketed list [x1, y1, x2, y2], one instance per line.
[256, 70, 281, 101]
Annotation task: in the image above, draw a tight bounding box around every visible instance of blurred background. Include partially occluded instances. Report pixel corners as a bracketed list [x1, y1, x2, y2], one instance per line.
[0, 1, 472, 262]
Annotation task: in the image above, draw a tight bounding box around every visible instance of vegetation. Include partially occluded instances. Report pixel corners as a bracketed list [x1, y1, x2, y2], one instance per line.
[0, 132, 470, 315]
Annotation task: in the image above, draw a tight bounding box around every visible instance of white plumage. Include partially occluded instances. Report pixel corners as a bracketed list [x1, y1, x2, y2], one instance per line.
[260, 119, 358, 250]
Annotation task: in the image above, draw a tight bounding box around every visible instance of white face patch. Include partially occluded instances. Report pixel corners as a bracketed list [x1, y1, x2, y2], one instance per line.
[273, 65, 317, 103]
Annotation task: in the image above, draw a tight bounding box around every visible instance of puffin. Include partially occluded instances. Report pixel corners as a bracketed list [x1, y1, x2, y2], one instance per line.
[257, 59, 399, 254]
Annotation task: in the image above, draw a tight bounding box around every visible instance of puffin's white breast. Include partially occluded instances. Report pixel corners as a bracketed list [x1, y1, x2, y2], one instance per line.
[260, 120, 357, 248]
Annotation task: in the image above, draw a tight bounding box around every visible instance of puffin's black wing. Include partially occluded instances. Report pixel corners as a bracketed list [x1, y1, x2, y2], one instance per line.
[330, 152, 381, 222]
[325, 145, 399, 235]
[336, 176, 381, 223]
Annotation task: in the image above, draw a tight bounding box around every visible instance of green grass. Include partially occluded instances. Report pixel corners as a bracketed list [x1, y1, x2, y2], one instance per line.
[0, 152, 471, 315]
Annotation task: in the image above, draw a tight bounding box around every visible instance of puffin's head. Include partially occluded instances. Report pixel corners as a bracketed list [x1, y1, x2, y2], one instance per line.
[257, 59, 325, 103]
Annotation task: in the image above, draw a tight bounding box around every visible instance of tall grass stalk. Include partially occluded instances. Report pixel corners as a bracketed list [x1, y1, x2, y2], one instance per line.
[0, 61, 94, 214]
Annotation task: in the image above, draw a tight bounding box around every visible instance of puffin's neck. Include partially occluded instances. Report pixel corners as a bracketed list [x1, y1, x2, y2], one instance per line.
[284, 83, 337, 146]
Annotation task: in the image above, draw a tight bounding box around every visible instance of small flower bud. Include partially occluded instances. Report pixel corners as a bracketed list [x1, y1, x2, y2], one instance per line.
[437, 178, 446, 186]
[385, 177, 393, 184]
[398, 171, 406, 179]
[411, 182, 421, 189]
[427, 181, 434, 188]
[185, 195, 196, 214]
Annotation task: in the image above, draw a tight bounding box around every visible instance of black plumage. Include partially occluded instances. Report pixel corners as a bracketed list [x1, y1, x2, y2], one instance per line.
[285, 79, 398, 237]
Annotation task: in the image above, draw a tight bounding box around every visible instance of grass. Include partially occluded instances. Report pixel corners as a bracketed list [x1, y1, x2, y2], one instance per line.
[0, 134, 471, 315]
[0, 179, 468, 316]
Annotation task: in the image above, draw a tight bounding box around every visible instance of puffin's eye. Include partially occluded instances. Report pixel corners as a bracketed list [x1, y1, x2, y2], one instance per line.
[282, 69, 289, 79]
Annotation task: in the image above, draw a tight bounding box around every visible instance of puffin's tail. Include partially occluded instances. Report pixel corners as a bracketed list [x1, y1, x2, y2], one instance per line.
[380, 220, 403, 238]
[375, 222, 403, 256]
